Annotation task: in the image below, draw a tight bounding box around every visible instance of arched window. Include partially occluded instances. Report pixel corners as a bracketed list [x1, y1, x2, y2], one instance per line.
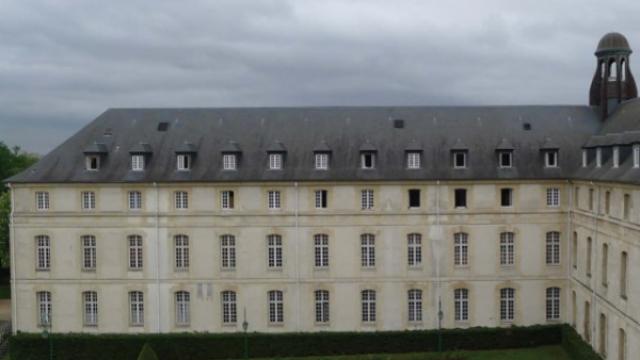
[37, 291, 52, 326]
[546, 232, 560, 265]
[608, 60, 617, 82]
[129, 291, 144, 326]
[174, 235, 189, 270]
[267, 234, 283, 268]
[499, 232, 515, 266]
[128, 235, 143, 270]
[83, 291, 98, 326]
[361, 234, 375, 268]
[407, 233, 422, 267]
[268, 290, 284, 323]
[35, 235, 50, 271]
[220, 235, 236, 269]
[314, 234, 329, 268]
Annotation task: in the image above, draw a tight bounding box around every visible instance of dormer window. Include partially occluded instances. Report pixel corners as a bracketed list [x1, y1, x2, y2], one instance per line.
[131, 155, 145, 171]
[634, 145, 640, 168]
[612, 146, 620, 168]
[177, 154, 191, 171]
[582, 149, 588, 167]
[545, 151, 558, 168]
[498, 151, 513, 168]
[407, 152, 421, 169]
[223, 154, 237, 170]
[269, 153, 282, 170]
[452, 151, 467, 169]
[595, 148, 602, 168]
[86, 155, 100, 171]
[315, 153, 329, 170]
[83, 142, 108, 172]
[361, 152, 375, 169]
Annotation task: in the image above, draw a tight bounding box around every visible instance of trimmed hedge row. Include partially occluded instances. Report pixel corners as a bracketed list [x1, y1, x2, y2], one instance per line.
[561, 325, 601, 360]
[10, 325, 562, 360]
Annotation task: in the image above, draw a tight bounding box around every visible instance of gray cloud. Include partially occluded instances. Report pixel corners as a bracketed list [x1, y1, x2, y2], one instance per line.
[1, 0, 640, 154]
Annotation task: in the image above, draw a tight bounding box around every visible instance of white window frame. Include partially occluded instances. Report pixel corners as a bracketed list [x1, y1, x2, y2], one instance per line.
[315, 190, 328, 209]
[314, 234, 329, 268]
[131, 155, 145, 171]
[268, 290, 284, 324]
[314, 153, 329, 170]
[408, 289, 422, 322]
[267, 234, 283, 269]
[595, 148, 602, 168]
[498, 151, 513, 168]
[175, 191, 188, 210]
[35, 235, 50, 271]
[129, 291, 144, 326]
[81, 235, 97, 271]
[128, 191, 142, 210]
[546, 188, 560, 207]
[86, 155, 100, 171]
[37, 291, 52, 327]
[546, 287, 561, 321]
[221, 235, 236, 269]
[315, 290, 330, 323]
[545, 150, 559, 168]
[222, 154, 237, 170]
[407, 233, 422, 267]
[361, 289, 376, 323]
[176, 154, 191, 171]
[454, 288, 468, 322]
[83, 291, 98, 326]
[174, 234, 189, 271]
[500, 232, 515, 266]
[175, 291, 190, 326]
[221, 190, 234, 210]
[81, 191, 96, 210]
[221, 290, 237, 324]
[546, 231, 561, 265]
[268, 153, 283, 170]
[361, 189, 374, 210]
[128, 235, 143, 270]
[613, 146, 620, 168]
[407, 152, 421, 169]
[454, 232, 468, 266]
[453, 151, 467, 169]
[360, 234, 375, 268]
[36, 191, 49, 211]
[360, 152, 375, 169]
[268, 190, 281, 210]
[634, 145, 639, 168]
[500, 288, 515, 322]
[582, 149, 588, 167]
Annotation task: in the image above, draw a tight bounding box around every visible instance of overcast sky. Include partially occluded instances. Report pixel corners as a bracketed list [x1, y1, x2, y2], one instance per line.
[1, 0, 639, 154]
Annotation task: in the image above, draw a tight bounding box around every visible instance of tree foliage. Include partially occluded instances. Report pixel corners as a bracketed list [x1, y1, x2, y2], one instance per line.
[137, 343, 159, 360]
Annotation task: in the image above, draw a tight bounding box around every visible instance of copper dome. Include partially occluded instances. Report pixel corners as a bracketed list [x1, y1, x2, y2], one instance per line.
[596, 32, 631, 55]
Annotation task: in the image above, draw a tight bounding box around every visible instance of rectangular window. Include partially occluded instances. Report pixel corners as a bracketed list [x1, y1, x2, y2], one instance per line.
[596, 148, 602, 168]
[36, 191, 49, 210]
[81, 235, 97, 271]
[268, 290, 284, 324]
[602, 243, 609, 286]
[175, 191, 188, 209]
[129, 291, 144, 326]
[175, 235, 189, 270]
[361, 290, 376, 323]
[361, 152, 375, 169]
[315, 190, 328, 209]
[37, 291, 52, 326]
[221, 291, 237, 324]
[222, 154, 237, 170]
[500, 188, 513, 207]
[599, 313, 607, 357]
[587, 237, 593, 277]
[361, 189, 374, 210]
[623, 194, 631, 220]
[131, 155, 144, 171]
[314, 234, 329, 268]
[454, 188, 467, 208]
[500, 288, 515, 321]
[613, 146, 620, 168]
[408, 289, 422, 322]
[315, 290, 330, 323]
[81, 191, 96, 210]
[546, 188, 560, 207]
[128, 191, 142, 210]
[83, 291, 98, 326]
[315, 153, 329, 170]
[221, 190, 234, 209]
[454, 233, 468, 266]
[407, 152, 421, 169]
[498, 151, 512, 168]
[407, 233, 422, 267]
[175, 291, 190, 326]
[453, 151, 467, 168]
[269, 153, 282, 170]
[128, 235, 143, 270]
[267, 234, 283, 269]
[35, 235, 50, 271]
[86, 155, 100, 171]
[221, 235, 236, 269]
[176, 154, 191, 171]
[546, 287, 560, 321]
[619, 329, 627, 360]
[620, 252, 628, 299]
[545, 151, 558, 167]
[454, 288, 468, 322]
[589, 188, 595, 211]
[268, 190, 281, 209]
[582, 149, 587, 167]
[634, 145, 640, 168]
[572, 232, 578, 270]
[408, 189, 421, 208]
[605, 191, 611, 215]
[546, 231, 560, 265]
[500, 232, 515, 266]
[361, 234, 375, 268]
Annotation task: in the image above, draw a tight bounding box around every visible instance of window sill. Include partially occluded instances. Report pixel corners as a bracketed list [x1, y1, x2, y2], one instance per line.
[220, 268, 236, 272]
[268, 322, 284, 327]
[35, 269, 50, 272]
[222, 322, 237, 328]
[314, 321, 330, 327]
[128, 268, 143, 272]
[314, 267, 329, 271]
[81, 269, 96, 273]
[408, 265, 423, 270]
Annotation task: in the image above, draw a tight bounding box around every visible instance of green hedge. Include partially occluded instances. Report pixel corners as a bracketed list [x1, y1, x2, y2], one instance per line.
[10, 325, 563, 360]
[561, 324, 601, 360]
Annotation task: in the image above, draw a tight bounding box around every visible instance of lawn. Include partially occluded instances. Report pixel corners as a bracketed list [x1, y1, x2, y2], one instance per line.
[250, 346, 571, 360]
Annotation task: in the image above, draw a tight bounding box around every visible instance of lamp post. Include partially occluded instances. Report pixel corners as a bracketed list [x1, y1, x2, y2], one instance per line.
[242, 307, 249, 359]
[40, 314, 53, 360]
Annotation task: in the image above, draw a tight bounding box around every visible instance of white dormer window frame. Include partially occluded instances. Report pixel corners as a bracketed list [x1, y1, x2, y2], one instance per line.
[177, 154, 191, 171]
[498, 151, 513, 168]
[634, 145, 640, 168]
[595, 148, 602, 168]
[545, 150, 558, 168]
[315, 153, 329, 170]
[222, 154, 237, 170]
[406, 151, 421, 169]
[361, 152, 376, 169]
[86, 155, 100, 171]
[269, 153, 283, 170]
[131, 155, 145, 171]
[452, 151, 467, 169]
[582, 149, 587, 167]
[613, 146, 620, 168]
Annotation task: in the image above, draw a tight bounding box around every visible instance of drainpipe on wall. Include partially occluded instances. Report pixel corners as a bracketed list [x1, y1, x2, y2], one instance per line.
[294, 182, 301, 332]
[154, 182, 161, 333]
[8, 183, 17, 334]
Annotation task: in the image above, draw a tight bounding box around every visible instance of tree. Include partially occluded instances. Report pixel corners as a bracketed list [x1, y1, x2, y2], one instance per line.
[137, 343, 159, 360]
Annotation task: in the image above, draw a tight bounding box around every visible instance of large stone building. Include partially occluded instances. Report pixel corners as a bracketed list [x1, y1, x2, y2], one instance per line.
[5, 33, 640, 359]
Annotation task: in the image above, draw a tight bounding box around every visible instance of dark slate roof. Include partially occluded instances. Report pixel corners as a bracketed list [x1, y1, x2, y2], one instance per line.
[495, 138, 514, 150]
[129, 143, 152, 154]
[83, 143, 108, 154]
[313, 140, 331, 153]
[6, 105, 609, 184]
[220, 141, 242, 153]
[175, 142, 198, 154]
[266, 141, 287, 153]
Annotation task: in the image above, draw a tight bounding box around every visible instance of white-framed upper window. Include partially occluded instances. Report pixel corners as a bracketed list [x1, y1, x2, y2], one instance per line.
[174, 234, 189, 270]
[221, 235, 236, 269]
[222, 154, 237, 170]
[545, 150, 558, 168]
[408, 289, 422, 322]
[175, 191, 188, 209]
[314, 234, 329, 268]
[221, 190, 234, 210]
[175, 291, 190, 326]
[35, 235, 50, 271]
[407, 233, 422, 267]
[128, 191, 142, 210]
[37, 291, 52, 327]
[268, 190, 281, 209]
[361, 189, 374, 210]
[361, 152, 375, 169]
[500, 287, 515, 321]
[595, 148, 602, 168]
[315, 153, 329, 170]
[582, 149, 588, 167]
[634, 145, 640, 168]
[453, 151, 467, 169]
[407, 152, 421, 169]
[498, 151, 513, 168]
[361, 289, 376, 323]
[86, 155, 100, 171]
[221, 290, 237, 324]
[613, 146, 620, 168]
[268, 290, 284, 324]
[129, 291, 144, 326]
[128, 235, 143, 270]
[81, 191, 96, 210]
[315, 190, 328, 209]
[177, 154, 191, 171]
[131, 155, 145, 171]
[546, 188, 560, 207]
[499, 232, 515, 266]
[269, 153, 282, 170]
[36, 191, 49, 210]
[83, 291, 98, 326]
[81, 235, 97, 271]
[360, 233, 375, 268]
[315, 289, 330, 323]
[267, 234, 283, 269]
[454, 232, 468, 266]
[546, 287, 560, 321]
[454, 288, 468, 322]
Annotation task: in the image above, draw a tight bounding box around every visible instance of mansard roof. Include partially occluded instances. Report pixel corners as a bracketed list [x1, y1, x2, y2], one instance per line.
[8, 105, 615, 184]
